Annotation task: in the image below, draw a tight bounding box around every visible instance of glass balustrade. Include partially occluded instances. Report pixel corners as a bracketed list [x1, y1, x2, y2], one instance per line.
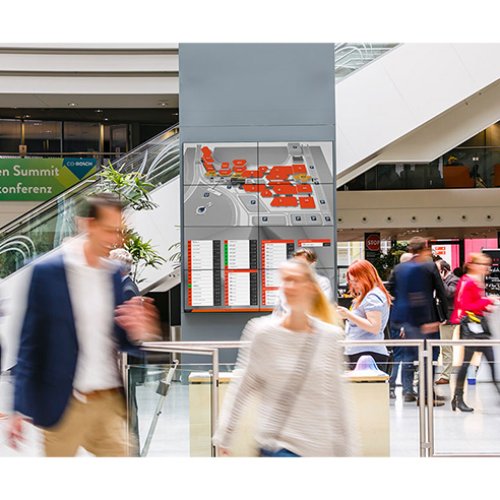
[0, 126, 180, 279]
[335, 43, 399, 81]
[2, 340, 500, 457]
[342, 147, 500, 191]
[126, 361, 235, 458]
[131, 341, 426, 458]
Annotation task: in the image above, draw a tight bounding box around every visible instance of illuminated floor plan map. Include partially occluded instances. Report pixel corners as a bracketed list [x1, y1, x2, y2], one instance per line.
[183, 141, 333, 227]
[183, 141, 334, 312]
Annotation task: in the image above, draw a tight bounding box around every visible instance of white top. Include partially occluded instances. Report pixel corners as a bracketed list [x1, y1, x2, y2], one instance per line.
[213, 315, 357, 457]
[63, 238, 122, 393]
[344, 287, 390, 356]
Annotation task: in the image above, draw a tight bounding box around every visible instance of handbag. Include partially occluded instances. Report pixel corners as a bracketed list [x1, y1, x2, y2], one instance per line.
[460, 311, 492, 340]
[455, 276, 492, 340]
[434, 296, 447, 323]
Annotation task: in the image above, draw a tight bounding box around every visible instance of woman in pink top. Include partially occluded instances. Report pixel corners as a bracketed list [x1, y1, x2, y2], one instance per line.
[451, 252, 498, 412]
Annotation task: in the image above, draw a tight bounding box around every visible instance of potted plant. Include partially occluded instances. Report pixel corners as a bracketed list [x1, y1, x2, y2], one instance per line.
[98, 160, 166, 283]
[123, 226, 166, 283]
[98, 161, 158, 211]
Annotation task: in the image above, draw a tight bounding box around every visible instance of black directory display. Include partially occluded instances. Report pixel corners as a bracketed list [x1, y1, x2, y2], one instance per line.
[183, 141, 334, 312]
[483, 249, 500, 296]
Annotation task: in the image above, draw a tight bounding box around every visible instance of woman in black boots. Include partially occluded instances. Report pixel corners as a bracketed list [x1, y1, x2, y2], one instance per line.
[450, 253, 498, 412]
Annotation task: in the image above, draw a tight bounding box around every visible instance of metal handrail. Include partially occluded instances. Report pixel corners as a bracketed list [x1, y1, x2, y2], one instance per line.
[124, 344, 220, 457]
[334, 43, 399, 81]
[139, 338, 500, 457]
[0, 123, 180, 236]
[427, 339, 500, 458]
[139, 339, 427, 457]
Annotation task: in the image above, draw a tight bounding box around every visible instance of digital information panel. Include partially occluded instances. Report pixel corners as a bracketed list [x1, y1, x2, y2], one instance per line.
[484, 249, 500, 296]
[183, 141, 334, 312]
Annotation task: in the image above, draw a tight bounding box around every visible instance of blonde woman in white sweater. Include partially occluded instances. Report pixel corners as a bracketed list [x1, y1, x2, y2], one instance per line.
[213, 259, 356, 457]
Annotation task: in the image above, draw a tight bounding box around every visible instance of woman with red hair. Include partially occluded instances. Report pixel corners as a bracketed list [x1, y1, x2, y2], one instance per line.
[337, 259, 392, 373]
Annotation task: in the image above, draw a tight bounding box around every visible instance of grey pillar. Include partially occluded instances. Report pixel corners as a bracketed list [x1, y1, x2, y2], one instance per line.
[179, 43, 336, 362]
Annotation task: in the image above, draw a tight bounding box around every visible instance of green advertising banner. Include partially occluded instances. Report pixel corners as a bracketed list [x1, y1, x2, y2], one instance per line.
[0, 158, 97, 201]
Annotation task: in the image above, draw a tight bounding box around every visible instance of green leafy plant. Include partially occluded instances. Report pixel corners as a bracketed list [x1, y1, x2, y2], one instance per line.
[98, 161, 158, 211]
[370, 242, 408, 280]
[123, 227, 167, 283]
[167, 241, 181, 268]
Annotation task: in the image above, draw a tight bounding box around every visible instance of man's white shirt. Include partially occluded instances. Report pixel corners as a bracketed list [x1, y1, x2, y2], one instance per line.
[63, 238, 122, 393]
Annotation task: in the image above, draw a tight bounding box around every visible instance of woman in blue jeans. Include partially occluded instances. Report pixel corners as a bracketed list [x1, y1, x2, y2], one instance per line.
[213, 259, 356, 457]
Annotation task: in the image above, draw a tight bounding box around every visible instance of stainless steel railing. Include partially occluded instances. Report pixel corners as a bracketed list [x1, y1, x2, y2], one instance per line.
[139, 339, 427, 457]
[136, 338, 500, 458]
[426, 339, 500, 457]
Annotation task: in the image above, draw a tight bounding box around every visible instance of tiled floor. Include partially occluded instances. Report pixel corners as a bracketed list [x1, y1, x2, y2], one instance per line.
[1, 370, 500, 457]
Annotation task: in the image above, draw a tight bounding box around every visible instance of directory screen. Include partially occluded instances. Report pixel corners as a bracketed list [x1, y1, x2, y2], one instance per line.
[183, 141, 334, 312]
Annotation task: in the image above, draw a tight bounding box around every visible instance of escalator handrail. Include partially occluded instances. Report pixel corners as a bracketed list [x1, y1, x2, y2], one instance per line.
[0, 124, 180, 236]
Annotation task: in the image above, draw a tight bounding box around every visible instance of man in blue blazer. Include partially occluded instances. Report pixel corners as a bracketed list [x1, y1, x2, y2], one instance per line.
[388, 237, 448, 405]
[8, 193, 159, 456]
[387, 255, 420, 400]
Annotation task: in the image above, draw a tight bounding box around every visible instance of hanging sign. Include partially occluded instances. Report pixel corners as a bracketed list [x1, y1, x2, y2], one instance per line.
[0, 158, 97, 201]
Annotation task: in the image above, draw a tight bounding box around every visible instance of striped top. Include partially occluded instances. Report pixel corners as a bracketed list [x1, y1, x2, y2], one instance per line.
[212, 315, 357, 457]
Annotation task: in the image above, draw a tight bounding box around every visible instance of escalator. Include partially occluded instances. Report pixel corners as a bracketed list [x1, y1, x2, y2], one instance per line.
[0, 43, 399, 283]
[0, 43, 399, 368]
[0, 125, 180, 280]
[0, 126, 180, 369]
[336, 43, 500, 186]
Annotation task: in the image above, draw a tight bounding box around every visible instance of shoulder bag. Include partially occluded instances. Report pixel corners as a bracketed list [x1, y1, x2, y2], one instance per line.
[460, 311, 492, 340]
[456, 278, 492, 340]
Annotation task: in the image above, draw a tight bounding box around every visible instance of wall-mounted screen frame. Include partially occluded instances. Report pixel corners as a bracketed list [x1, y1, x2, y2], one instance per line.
[183, 140, 334, 312]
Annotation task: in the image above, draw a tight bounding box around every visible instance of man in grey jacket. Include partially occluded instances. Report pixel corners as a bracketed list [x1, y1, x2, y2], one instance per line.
[436, 260, 459, 385]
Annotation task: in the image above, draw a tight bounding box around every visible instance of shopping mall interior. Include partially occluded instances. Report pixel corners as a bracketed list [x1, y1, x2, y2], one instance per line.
[0, 42, 500, 475]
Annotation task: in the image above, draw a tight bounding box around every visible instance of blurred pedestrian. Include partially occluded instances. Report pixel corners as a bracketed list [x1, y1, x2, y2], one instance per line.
[110, 248, 139, 300]
[0, 292, 6, 420]
[404, 237, 448, 406]
[109, 247, 142, 456]
[450, 252, 499, 412]
[273, 248, 333, 317]
[8, 193, 160, 456]
[213, 259, 355, 457]
[293, 248, 333, 300]
[337, 259, 392, 373]
[386, 252, 413, 399]
[435, 260, 459, 385]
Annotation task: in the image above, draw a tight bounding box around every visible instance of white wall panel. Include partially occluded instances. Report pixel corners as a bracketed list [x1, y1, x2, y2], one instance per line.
[0, 53, 179, 72]
[337, 188, 500, 230]
[125, 176, 180, 287]
[0, 76, 179, 94]
[337, 43, 500, 178]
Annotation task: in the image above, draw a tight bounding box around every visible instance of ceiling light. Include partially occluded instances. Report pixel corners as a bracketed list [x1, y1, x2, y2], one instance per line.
[96, 109, 103, 113]
[172, 112, 179, 116]
[68, 102, 77, 107]
[159, 101, 168, 107]
[103, 118, 109, 121]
